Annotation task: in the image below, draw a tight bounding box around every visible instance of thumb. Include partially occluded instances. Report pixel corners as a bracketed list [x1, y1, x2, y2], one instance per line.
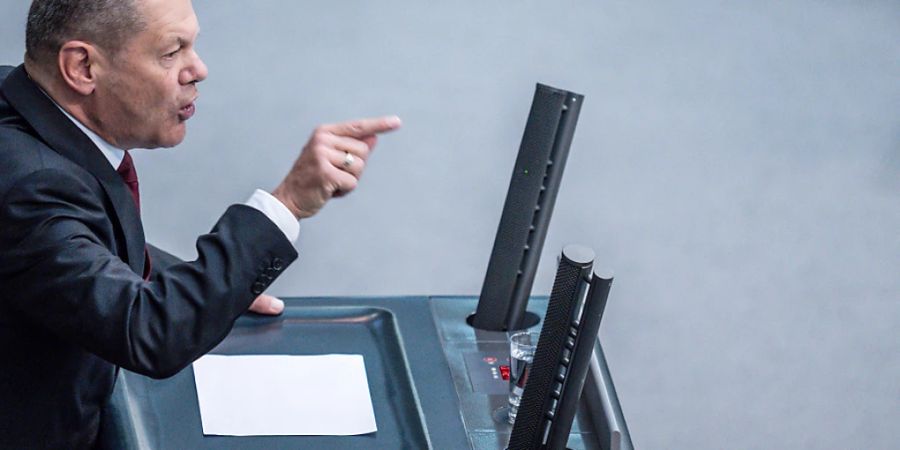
[248, 294, 285, 315]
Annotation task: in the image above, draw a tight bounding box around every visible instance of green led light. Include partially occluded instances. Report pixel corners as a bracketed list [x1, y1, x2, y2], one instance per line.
[523, 169, 529, 175]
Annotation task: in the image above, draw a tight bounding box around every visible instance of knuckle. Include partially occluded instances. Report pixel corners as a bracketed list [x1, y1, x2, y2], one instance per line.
[311, 127, 329, 142]
[312, 142, 330, 155]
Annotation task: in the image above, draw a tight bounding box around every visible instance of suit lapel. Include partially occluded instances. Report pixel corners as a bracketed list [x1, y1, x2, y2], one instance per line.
[1, 65, 146, 276]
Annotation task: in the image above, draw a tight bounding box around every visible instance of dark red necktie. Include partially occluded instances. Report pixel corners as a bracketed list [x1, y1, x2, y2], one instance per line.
[116, 152, 152, 280]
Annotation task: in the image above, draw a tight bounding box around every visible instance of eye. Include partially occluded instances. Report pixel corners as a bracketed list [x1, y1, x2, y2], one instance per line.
[163, 48, 180, 59]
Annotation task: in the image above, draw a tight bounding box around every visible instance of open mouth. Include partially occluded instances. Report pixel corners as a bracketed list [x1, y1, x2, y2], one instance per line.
[178, 102, 196, 121]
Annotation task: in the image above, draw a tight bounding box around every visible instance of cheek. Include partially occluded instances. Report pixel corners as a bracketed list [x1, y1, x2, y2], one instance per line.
[112, 79, 164, 120]
[144, 81, 180, 125]
[138, 69, 178, 109]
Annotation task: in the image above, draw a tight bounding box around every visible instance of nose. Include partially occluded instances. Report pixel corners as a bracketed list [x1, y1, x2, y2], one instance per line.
[181, 50, 208, 85]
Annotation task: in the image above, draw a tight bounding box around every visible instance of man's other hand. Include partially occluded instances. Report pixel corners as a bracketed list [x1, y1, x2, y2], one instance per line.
[271, 115, 402, 219]
[248, 294, 285, 315]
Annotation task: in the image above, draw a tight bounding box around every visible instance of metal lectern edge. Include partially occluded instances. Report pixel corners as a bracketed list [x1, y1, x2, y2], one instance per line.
[584, 340, 634, 450]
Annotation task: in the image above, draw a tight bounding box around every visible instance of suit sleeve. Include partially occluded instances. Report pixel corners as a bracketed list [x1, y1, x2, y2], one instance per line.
[0, 168, 298, 379]
[147, 244, 184, 282]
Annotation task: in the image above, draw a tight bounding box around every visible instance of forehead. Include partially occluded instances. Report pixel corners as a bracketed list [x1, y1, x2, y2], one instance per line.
[137, 0, 199, 43]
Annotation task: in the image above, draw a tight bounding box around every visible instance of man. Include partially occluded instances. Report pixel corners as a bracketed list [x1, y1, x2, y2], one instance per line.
[0, 0, 401, 447]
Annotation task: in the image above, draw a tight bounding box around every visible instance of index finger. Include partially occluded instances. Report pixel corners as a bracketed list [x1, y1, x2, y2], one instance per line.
[322, 115, 402, 138]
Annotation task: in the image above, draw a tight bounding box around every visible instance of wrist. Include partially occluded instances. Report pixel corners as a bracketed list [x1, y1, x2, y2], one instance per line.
[271, 185, 304, 220]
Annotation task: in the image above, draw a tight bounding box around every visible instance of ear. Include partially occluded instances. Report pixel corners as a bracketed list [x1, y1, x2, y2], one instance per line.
[58, 40, 100, 96]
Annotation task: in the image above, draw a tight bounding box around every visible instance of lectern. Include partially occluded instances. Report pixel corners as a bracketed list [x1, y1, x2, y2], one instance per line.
[99, 84, 632, 450]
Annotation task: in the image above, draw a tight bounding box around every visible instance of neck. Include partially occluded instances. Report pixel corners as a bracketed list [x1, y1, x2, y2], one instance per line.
[24, 59, 127, 149]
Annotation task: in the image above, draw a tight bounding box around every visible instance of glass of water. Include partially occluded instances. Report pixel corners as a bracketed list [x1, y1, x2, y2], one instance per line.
[508, 330, 541, 424]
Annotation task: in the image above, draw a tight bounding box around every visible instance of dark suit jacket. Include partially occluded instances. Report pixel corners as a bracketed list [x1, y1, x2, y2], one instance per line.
[0, 65, 298, 449]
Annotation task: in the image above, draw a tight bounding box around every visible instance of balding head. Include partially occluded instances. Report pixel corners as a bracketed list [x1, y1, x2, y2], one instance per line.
[25, 0, 146, 70]
[23, 0, 206, 150]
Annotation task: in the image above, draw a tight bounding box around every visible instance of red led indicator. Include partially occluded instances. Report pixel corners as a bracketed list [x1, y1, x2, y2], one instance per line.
[499, 365, 510, 381]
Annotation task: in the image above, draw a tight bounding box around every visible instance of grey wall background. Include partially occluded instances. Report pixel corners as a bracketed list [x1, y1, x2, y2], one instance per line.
[2, 1, 898, 448]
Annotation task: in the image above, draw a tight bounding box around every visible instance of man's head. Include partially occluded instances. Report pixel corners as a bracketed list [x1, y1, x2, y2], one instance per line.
[25, 0, 207, 149]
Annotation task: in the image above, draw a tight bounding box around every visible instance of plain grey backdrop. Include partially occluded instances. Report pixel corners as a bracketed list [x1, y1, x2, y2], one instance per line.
[2, 1, 898, 449]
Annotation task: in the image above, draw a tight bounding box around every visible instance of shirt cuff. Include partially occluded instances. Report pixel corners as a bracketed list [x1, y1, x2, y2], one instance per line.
[244, 189, 300, 243]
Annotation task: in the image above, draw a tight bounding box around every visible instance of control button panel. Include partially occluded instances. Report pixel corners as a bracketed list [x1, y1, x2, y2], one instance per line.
[463, 351, 510, 394]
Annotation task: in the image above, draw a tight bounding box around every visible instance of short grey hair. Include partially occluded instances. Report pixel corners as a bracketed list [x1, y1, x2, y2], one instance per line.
[26, 0, 146, 66]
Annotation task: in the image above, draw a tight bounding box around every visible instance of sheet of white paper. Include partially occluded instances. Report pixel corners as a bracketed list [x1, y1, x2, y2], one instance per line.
[192, 354, 377, 436]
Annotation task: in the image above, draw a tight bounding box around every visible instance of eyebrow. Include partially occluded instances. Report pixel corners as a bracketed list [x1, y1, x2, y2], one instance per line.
[160, 25, 199, 49]
[172, 30, 199, 47]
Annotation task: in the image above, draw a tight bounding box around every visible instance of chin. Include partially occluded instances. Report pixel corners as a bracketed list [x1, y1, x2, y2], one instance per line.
[157, 126, 188, 148]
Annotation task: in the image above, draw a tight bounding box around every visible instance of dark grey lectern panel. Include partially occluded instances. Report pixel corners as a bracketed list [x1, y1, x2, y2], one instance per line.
[101, 298, 469, 450]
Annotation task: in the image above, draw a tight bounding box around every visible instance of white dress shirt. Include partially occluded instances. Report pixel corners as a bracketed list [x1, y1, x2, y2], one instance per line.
[53, 106, 300, 244]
